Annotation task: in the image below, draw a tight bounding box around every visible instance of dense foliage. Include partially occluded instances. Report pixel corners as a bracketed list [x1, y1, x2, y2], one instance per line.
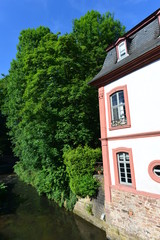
[64, 146, 101, 197]
[0, 79, 12, 156]
[0, 182, 7, 197]
[1, 11, 125, 205]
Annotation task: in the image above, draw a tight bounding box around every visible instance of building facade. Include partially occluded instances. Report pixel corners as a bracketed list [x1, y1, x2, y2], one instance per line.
[89, 9, 160, 240]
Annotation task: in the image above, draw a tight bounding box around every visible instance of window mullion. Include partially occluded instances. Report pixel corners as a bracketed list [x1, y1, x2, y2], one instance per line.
[123, 153, 128, 184]
[124, 154, 129, 184]
[117, 92, 121, 120]
[117, 154, 121, 183]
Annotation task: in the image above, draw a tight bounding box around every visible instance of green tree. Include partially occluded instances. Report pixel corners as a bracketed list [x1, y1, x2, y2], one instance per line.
[2, 12, 125, 204]
[0, 78, 12, 156]
[72, 11, 125, 75]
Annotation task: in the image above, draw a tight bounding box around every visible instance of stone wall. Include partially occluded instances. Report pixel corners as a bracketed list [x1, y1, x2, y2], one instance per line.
[106, 188, 160, 240]
[73, 175, 106, 231]
[73, 176, 160, 240]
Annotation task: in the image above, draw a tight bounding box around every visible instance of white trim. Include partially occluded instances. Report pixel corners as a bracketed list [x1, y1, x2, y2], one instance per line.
[117, 41, 129, 61]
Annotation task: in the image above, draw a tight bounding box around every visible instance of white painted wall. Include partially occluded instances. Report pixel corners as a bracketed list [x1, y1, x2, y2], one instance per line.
[103, 59, 160, 195]
[104, 60, 160, 138]
[108, 136, 160, 195]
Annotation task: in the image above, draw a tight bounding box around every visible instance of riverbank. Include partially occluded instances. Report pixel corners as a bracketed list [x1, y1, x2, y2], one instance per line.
[73, 175, 106, 231]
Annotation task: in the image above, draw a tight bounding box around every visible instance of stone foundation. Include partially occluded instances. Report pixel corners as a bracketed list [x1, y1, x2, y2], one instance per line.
[106, 188, 160, 240]
[73, 175, 106, 231]
[73, 177, 160, 240]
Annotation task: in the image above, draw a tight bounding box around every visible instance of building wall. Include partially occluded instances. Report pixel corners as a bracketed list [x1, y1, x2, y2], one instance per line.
[106, 188, 160, 240]
[104, 59, 160, 137]
[108, 136, 160, 195]
[102, 59, 160, 196]
[101, 59, 160, 239]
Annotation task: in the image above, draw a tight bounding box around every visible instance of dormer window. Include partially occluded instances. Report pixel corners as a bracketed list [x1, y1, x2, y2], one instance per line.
[117, 40, 129, 61]
[119, 42, 126, 57]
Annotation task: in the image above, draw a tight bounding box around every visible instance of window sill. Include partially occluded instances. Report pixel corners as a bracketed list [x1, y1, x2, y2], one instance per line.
[117, 53, 129, 62]
[111, 185, 160, 199]
[109, 124, 131, 131]
[111, 184, 136, 192]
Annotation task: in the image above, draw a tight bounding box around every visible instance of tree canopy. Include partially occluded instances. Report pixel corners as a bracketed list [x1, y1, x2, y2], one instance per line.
[1, 11, 125, 204]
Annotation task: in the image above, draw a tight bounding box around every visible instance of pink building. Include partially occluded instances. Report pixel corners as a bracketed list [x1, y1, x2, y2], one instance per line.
[89, 9, 160, 240]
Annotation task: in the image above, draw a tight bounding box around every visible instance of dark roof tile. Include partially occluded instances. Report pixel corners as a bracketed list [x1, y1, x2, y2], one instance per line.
[89, 9, 160, 86]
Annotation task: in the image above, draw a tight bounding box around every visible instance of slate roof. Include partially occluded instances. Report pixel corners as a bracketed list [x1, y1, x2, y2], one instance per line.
[89, 9, 160, 86]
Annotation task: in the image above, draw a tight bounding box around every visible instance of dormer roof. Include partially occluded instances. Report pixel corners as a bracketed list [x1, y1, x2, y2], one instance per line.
[89, 8, 160, 88]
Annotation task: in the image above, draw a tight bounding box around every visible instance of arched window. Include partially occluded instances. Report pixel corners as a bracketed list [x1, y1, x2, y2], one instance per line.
[117, 152, 132, 185]
[107, 85, 131, 130]
[113, 148, 136, 189]
[110, 91, 127, 127]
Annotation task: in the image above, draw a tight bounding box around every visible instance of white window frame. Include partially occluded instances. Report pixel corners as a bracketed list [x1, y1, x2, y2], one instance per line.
[148, 160, 160, 183]
[118, 41, 128, 61]
[117, 152, 132, 186]
[110, 90, 127, 127]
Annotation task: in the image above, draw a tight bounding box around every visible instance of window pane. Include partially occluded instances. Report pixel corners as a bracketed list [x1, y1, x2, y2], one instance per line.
[154, 166, 160, 170]
[113, 108, 119, 120]
[126, 163, 130, 168]
[126, 168, 131, 174]
[120, 163, 124, 167]
[120, 168, 125, 173]
[118, 91, 124, 104]
[120, 50, 126, 57]
[111, 94, 117, 106]
[154, 166, 160, 176]
[121, 177, 126, 182]
[128, 178, 132, 183]
[127, 173, 131, 179]
[118, 153, 124, 160]
[119, 105, 125, 119]
[155, 171, 160, 177]
[121, 173, 125, 177]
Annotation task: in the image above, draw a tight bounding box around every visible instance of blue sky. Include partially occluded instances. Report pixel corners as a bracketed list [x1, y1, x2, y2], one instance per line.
[0, 0, 159, 75]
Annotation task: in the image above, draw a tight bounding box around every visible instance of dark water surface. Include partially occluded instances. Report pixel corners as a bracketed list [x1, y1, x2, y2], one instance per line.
[0, 175, 106, 240]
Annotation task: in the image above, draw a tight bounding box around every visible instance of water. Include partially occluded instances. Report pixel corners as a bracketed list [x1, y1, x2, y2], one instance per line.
[0, 175, 106, 240]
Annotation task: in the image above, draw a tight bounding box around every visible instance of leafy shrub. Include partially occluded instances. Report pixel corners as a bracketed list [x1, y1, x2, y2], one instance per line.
[63, 145, 101, 197]
[65, 191, 77, 211]
[0, 182, 7, 197]
[14, 161, 69, 207]
[0, 182, 7, 190]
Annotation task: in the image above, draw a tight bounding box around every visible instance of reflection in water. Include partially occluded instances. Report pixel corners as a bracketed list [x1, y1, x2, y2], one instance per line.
[0, 175, 106, 240]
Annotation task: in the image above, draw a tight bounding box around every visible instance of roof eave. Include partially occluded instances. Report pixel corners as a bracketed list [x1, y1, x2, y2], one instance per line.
[89, 45, 160, 88]
[106, 8, 160, 52]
